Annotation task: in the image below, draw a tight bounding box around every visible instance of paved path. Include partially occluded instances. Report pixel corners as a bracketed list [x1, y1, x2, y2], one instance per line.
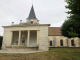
[0, 50, 43, 53]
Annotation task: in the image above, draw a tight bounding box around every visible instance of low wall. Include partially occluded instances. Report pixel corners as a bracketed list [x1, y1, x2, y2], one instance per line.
[6, 47, 39, 52]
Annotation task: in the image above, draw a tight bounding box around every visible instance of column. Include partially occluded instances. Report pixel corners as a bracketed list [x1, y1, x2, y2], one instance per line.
[37, 30, 39, 46]
[27, 30, 30, 47]
[10, 31, 13, 46]
[18, 30, 21, 46]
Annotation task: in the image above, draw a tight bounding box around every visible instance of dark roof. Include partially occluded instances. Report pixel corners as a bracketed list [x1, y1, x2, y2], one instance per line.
[28, 5, 36, 19]
[48, 27, 61, 36]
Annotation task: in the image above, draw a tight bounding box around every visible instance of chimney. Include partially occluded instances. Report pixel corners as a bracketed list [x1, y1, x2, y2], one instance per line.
[20, 20, 22, 23]
[12, 22, 14, 25]
[37, 20, 39, 24]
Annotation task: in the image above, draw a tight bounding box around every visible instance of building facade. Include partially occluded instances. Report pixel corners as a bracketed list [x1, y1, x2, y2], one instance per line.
[48, 27, 80, 47]
[2, 5, 50, 51]
[2, 5, 80, 52]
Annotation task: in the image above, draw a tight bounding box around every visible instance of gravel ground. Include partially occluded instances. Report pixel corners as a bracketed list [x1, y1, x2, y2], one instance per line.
[0, 50, 43, 53]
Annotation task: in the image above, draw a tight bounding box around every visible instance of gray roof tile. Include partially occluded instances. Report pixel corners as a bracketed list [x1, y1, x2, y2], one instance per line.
[28, 5, 36, 19]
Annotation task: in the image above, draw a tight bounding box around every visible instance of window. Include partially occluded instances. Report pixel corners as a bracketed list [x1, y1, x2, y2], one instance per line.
[71, 40, 74, 46]
[31, 21, 33, 24]
[50, 41, 52, 46]
[31, 20, 33, 24]
[60, 39, 63, 46]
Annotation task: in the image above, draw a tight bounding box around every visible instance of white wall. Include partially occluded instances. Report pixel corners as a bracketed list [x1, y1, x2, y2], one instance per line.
[2, 25, 49, 51]
[12, 31, 19, 45]
[29, 30, 37, 46]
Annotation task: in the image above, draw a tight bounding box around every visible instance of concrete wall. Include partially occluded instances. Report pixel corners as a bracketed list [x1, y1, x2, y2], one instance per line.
[39, 26, 49, 51]
[2, 28, 11, 49]
[2, 28, 11, 47]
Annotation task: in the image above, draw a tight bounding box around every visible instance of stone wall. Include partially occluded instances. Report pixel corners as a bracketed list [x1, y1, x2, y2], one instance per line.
[49, 36, 80, 47]
[2, 25, 49, 51]
[27, 19, 37, 24]
[39, 26, 49, 51]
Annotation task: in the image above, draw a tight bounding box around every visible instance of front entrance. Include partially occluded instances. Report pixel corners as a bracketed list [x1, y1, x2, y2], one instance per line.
[11, 30, 38, 47]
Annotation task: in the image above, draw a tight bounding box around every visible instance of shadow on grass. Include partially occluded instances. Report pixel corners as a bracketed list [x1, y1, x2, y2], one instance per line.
[49, 48, 52, 50]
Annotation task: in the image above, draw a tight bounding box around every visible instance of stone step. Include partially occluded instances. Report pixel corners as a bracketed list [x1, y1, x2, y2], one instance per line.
[6, 47, 38, 52]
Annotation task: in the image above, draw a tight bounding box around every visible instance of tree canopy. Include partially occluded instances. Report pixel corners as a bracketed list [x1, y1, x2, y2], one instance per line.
[0, 36, 3, 40]
[61, 0, 80, 38]
[60, 19, 80, 38]
[65, 0, 80, 20]
[0, 36, 3, 49]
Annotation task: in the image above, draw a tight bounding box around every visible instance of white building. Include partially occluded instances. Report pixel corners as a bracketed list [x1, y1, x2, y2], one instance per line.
[2, 5, 80, 52]
[2, 5, 50, 51]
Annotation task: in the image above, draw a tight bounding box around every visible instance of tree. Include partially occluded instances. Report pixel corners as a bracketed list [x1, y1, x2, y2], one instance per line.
[60, 19, 80, 51]
[0, 36, 3, 49]
[61, 0, 80, 51]
[65, 0, 80, 20]
[61, 18, 80, 38]
[61, 19, 73, 38]
[61, 0, 80, 38]
[67, 27, 79, 37]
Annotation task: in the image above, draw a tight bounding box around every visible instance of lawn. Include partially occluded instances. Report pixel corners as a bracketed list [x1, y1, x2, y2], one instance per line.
[0, 48, 80, 60]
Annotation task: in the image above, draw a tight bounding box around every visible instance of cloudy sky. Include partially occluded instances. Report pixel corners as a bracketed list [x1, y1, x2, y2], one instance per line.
[0, 0, 69, 36]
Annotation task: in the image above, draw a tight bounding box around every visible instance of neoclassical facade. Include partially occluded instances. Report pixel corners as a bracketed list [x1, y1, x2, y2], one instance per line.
[2, 5, 80, 52]
[2, 5, 50, 51]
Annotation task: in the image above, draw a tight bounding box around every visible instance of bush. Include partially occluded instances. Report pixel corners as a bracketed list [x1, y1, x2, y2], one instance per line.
[0, 36, 3, 49]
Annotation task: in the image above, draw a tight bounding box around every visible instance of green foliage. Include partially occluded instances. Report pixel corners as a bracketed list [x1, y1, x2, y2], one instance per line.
[67, 27, 79, 37]
[61, 0, 80, 38]
[0, 36, 3, 40]
[0, 36, 3, 49]
[65, 0, 80, 20]
[61, 19, 72, 38]
[0, 48, 80, 60]
[61, 19, 80, 38]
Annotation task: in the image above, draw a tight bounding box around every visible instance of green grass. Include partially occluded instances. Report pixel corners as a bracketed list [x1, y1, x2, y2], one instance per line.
[0, 48, 80, 60]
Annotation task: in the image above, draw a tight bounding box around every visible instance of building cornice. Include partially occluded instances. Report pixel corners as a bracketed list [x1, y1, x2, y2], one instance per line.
[2, 24, 50, 28]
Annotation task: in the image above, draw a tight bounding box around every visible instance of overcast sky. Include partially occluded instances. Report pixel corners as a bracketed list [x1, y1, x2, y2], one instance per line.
[0, 0, 69, 36]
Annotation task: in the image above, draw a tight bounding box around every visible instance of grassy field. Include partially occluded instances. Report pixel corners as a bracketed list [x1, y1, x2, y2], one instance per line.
[0, 48, 80, 60]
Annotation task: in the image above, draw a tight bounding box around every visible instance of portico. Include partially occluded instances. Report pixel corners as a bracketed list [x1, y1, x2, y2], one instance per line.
[10, 30, 39, 47]
[2, 5, 50, 51]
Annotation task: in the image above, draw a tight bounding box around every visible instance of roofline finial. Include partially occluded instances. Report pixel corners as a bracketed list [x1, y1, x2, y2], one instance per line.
[32, 0, 33, 5]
